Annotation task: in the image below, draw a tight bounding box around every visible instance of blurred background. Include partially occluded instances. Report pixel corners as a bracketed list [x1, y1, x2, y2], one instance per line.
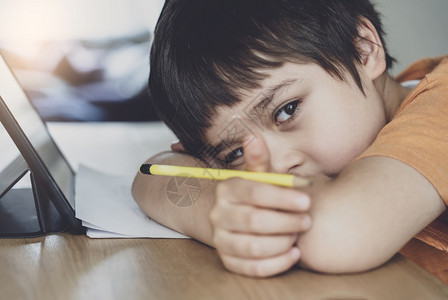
[0, 0, 447, 122]
[0, 0, 164, 122]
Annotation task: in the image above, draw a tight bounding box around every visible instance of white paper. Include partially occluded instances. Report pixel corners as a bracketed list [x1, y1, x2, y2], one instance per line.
[75, 164, 189, 239]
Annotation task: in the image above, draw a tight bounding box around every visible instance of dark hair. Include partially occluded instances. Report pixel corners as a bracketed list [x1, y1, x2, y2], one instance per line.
[149, 0, 395, 157]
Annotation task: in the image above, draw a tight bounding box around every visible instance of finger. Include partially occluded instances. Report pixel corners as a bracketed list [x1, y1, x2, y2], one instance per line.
[170, 140, 186, 152]
[210, 200, 311, 234]
[244, 135, 271, 173]
[220, 247, 301, 278]
[213, 229, 299, 258]
[220, 207, 311, 234]
[217, 178, 310, 212]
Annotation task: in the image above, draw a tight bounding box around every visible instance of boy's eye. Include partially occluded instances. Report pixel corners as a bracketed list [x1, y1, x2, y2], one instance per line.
[274, 100, 301, 125]
[223, 147, 244, 166]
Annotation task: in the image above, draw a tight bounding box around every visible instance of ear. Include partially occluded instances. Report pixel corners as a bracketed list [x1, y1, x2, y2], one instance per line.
[356, 17, 387, 80]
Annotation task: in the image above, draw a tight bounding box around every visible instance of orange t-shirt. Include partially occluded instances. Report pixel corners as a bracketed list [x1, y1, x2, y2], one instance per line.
[358, 56, 448, 282]
[359, 56, 448, 206]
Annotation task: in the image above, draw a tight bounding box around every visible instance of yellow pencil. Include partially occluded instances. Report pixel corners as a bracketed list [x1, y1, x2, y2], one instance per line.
[139, 164, 311, 188]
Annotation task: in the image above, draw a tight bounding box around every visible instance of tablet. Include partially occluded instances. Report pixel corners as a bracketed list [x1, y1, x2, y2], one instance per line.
[0, 53, 84, 236]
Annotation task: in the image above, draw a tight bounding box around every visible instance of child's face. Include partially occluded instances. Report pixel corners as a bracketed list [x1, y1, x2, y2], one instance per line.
[204, 62, 387, 177]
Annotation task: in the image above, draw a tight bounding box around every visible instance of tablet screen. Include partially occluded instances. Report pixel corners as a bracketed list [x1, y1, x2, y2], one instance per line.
[0, 55, 75, 208]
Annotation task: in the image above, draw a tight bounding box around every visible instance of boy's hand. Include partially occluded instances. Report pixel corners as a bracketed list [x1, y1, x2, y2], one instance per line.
[170, 140, 185, 152]
[210, 136, 312, 277]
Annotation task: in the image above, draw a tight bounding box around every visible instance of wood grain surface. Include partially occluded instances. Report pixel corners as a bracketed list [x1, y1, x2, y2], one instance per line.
[1, 235, 447, 300]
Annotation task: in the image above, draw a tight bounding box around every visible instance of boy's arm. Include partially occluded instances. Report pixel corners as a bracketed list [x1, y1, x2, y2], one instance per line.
[132, 149, 312, 277]
[297, 155, 446, 273]
[211, 137, 446, 277]
[131, 151, 216, 244]
[132, 150, 446, 276]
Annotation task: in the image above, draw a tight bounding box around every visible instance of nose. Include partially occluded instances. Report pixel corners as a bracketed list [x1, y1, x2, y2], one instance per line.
[263, 133, 305, 174]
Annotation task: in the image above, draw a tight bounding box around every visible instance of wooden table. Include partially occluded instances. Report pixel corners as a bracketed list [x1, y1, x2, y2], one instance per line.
[0, 234, 447, 300]
[1, 123, 447, 299]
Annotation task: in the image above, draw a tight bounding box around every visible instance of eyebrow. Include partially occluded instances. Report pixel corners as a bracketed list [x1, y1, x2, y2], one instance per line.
[250, 79, 298, 117]
[209, 79, 298, 160]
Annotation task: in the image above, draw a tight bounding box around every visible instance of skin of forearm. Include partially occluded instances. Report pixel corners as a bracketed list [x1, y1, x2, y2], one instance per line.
[132, 151, 216, 245]
[297, 156, 445, 274]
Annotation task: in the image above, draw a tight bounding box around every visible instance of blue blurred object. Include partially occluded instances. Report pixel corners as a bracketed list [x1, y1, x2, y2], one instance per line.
[0, 31, 158, 122]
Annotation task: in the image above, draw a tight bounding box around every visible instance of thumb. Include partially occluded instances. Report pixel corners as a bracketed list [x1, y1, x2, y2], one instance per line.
[244, 135, 271, 172]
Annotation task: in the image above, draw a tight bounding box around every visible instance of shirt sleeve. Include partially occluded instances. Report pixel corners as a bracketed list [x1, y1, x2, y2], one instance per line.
[357, 72, 448, 206]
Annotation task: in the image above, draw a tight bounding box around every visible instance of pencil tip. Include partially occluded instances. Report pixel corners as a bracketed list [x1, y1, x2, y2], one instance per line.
[140, 164, 152, 174]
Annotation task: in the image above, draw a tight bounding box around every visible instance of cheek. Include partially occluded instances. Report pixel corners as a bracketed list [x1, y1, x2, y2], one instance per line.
[308, 119, 370, 175]
[311, 134, 356, 175]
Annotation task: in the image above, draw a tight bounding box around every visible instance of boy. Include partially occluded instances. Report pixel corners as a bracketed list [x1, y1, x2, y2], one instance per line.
[132, 0, 448, 280]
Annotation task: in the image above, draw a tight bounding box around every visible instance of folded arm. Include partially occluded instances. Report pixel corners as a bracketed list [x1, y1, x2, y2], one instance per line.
[132, 151, 216, 245]
[298, 155, 446, 273]
[132, 151, 446, 275]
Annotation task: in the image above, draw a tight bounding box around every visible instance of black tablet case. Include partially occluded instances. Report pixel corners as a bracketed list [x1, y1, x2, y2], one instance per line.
[0, 58, 85, 238]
